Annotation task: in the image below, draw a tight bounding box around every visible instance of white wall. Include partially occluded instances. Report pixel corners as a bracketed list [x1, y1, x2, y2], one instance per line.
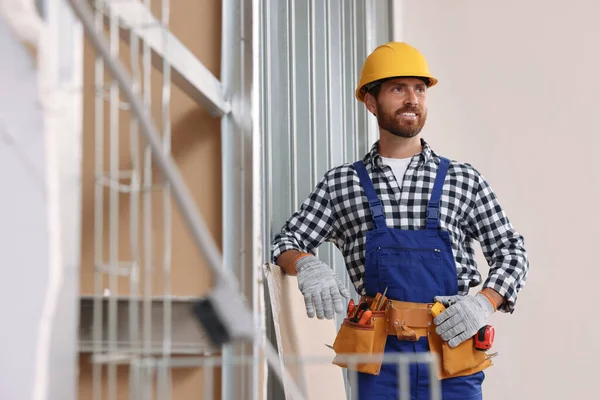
[394, 1, 600, 399]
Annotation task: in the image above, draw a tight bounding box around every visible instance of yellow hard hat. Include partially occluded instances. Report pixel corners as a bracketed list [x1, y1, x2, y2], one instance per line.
[355, 42, 438, 103]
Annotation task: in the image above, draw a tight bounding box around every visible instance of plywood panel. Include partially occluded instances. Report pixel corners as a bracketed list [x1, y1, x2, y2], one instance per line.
[79, 0, 223, 298]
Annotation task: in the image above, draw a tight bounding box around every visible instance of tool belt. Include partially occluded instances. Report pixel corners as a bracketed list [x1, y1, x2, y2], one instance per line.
[331, 296, 493, 378]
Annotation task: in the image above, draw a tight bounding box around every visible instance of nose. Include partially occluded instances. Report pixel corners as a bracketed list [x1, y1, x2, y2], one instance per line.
[405, 89, 418, 106]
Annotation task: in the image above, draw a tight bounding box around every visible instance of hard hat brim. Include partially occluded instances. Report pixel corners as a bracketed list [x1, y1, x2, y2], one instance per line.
[355, 75, 438, 103]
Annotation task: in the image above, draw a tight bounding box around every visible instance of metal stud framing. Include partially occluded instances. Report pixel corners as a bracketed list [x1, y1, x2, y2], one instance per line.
[50, 0, 395, 398]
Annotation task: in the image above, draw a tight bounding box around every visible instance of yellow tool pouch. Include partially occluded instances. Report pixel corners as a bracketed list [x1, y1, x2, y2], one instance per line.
[331, 309, 388, 376]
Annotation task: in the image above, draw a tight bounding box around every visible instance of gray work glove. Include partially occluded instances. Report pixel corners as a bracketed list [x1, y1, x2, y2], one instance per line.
[295, 255, 352, 319]
[433, 293, 495, 348]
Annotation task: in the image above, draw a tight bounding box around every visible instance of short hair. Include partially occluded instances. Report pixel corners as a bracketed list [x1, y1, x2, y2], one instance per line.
[363, 76, 431, 99]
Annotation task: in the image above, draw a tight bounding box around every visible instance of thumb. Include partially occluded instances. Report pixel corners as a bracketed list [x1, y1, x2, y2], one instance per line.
[336, 277, 352, 299]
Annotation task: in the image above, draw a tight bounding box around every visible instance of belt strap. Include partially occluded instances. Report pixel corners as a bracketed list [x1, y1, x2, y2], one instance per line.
[361, 296, 433, 340]
[388, 306, 432, 328]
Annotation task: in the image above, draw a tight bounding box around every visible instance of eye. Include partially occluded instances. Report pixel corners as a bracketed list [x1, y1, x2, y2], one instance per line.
[391, 85, 405, 93]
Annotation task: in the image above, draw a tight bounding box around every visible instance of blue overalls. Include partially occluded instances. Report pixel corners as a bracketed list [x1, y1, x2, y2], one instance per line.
[352, 158, 485, 400]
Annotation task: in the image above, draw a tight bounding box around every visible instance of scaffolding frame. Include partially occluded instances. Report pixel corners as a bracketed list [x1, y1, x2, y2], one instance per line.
[64, 0, 275, 399]
[40, 0, 445, 399]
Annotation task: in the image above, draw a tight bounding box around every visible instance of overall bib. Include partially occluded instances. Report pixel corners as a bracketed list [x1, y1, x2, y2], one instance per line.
[353, 158, 485, 400]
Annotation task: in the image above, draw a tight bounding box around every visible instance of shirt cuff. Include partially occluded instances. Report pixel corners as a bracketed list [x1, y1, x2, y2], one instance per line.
[483, 276, 519, 314]
[272, 241, 302, 265]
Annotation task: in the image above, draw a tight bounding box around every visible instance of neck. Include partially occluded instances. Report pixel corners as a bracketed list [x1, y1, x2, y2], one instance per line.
[378, 132, 423, 159]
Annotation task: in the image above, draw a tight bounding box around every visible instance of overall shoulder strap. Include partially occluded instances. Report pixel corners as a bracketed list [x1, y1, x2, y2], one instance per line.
[353, 161, 387, 229]
[426, 157, 450, 230]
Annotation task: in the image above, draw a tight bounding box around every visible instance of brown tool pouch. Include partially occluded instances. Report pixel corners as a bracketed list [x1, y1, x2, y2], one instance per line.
[381, 299, 493, 379]
[427, 327, 492, 379]
[331, 309, 388, 376]
[331, 298, 493, 379]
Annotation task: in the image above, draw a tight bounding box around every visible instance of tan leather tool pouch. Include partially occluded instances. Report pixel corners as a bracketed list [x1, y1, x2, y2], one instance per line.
[427, 327, 492, 379]
[332, 310, 388, 376]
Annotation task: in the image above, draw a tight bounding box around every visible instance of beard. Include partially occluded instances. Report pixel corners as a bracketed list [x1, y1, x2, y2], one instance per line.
[375, 102, 427, 138]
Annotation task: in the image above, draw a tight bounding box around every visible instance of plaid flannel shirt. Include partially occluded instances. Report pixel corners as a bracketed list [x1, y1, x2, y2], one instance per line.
[272, 139, 529, 313]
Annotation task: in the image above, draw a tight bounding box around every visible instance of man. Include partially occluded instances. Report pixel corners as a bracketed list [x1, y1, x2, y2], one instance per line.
[271, 42, 529, 399]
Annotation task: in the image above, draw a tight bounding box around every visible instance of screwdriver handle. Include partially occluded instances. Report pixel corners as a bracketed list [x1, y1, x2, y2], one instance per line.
[347, 299, 355, 317]
[357, 309, 372, 325]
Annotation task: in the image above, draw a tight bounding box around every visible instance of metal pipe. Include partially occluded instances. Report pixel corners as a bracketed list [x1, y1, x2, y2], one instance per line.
[203, 358, 215, 399]
[160, 1, 173, 392]
[398, 358, 410, 400]
[129, 357, 141, 400]
[92, 1, 104, 399]
[128, 3, 142, 392]
[429, 357, 442, 400]
[156, 359, 172, 400]
[220, 0, 241, 397]
[107, 4, 120, 398]
[142, 0, 154, 366]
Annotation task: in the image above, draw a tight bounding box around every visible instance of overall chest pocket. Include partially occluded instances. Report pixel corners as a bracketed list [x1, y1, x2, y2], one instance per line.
[376, 247, 444, 302]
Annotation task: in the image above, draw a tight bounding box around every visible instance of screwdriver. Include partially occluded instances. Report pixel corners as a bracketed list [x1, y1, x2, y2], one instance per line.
[370, 287, 388, 311]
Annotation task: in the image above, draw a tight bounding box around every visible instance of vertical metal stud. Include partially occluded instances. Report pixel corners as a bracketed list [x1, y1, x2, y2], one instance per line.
[221, 0, 257, 397]
[160, 1, 173, 398]
[142, 0, 154, 372]
[92, 2, 104, 400]
[107, 3, 120, 398]
[129, 0, 142, 377]
[287, 0, 298, 212]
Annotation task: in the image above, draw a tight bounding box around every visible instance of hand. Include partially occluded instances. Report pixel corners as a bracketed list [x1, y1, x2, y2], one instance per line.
[433, 293, 495, 348]
[295, 254, 352, 319]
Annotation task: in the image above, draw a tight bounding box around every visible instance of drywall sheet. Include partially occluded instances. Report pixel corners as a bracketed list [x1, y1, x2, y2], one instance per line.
[263, 263, 346, 400]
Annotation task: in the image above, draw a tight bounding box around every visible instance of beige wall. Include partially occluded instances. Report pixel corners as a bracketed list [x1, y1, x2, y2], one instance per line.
[78, 0, 223, 398]
[396, 1, 600, 399]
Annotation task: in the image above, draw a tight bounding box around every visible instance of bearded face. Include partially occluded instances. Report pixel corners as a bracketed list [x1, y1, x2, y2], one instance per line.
[374, 101, 427, 138]
[367, 77, 429, 138]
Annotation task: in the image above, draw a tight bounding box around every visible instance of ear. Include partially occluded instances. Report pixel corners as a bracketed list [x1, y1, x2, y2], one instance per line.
[364, 93, 377, 116]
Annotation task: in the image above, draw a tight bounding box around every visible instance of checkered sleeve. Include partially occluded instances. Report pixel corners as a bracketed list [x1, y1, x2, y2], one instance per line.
[466, 168, 529, 313]
[271, 172, 338, 264]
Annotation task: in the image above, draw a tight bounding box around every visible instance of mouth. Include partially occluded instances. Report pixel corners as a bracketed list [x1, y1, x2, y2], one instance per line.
[397, 111, 419, 121]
